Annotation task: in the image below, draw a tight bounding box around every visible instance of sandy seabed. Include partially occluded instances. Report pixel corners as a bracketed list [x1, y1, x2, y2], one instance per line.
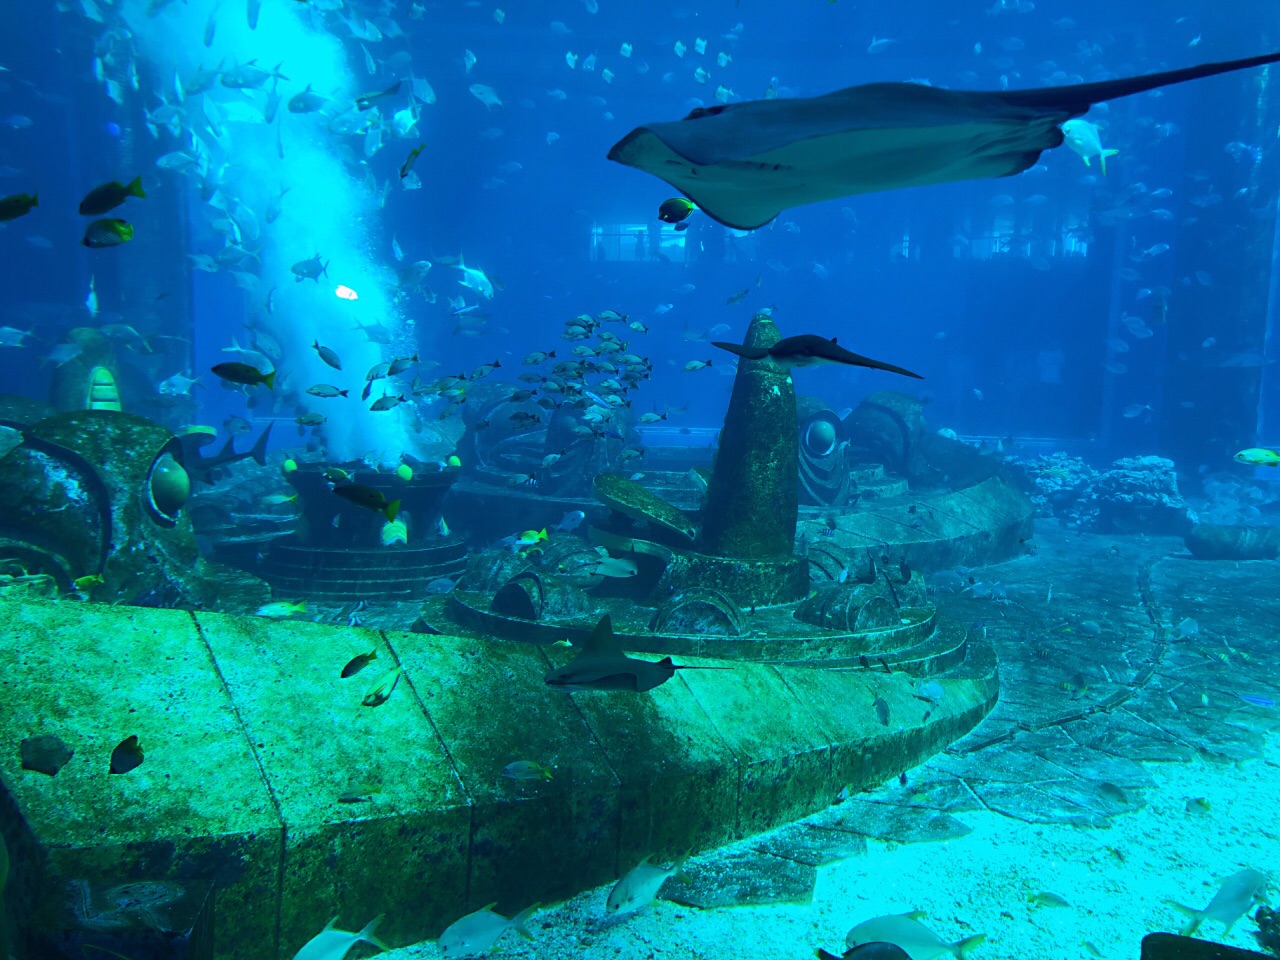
[384, 732, 1277, 960]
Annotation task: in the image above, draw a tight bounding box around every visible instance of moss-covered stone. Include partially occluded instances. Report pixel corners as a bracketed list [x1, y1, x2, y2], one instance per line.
[191, 611, 470, 953]
[540, 651, 741, 865]
[0, 599, 998, 959]
[593, 473, 698, 545]
[392, 631, 620, 913]
[677, 663, 836, 838]
[0, 599, 280, 960]
[699, 315, 799, 560]
[657, 551, 809, 607]
[0, 410, 269, 611]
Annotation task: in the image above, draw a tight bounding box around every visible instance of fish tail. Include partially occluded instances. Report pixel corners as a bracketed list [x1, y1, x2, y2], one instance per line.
[128, 175, 146, 199]
[1100, 148, 1119, 175]
[31, 192, 38, 208]
[1167, 901, 1204, 936]
[357, 913, 390, 951]
[384, 499, 401, 523]
[261, 370, 276, 391]
[953, 934, 987, 958]
[672, 850, 693, 881]
[511, 903, 540, 940]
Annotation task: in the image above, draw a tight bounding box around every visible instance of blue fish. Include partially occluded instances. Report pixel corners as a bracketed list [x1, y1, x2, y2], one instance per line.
[1237, 692, 1276, 708]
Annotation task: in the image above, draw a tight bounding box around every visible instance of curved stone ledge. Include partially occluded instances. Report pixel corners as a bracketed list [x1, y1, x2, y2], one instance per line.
[0, 598, 997, 960]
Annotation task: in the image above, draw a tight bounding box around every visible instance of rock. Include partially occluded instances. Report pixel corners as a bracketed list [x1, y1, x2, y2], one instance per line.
[1185, 522, 1280, 561]
[661, 848, 818, 908]
[21, 733, 74, 776]
[1093, 456, 1190, 534]
[593, 473, 698, 545]
[1019, 455, 1190, 534]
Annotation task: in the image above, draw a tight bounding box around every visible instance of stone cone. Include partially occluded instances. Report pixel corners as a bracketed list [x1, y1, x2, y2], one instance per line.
[698, 313, 798, 559]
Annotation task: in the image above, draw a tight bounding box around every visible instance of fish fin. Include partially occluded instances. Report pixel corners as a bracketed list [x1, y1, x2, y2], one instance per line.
[711, 341, 769, 361]
[358, 913, 390, 950]
[321, 914, 340, 931]
[249, 421, 273, 466]
[127, 175, 146, 199]
[216, 435, 238, 459]
[511, 903, 540, 940]
[817, 951, 842, 960]
[672, 850, 693, 881]
[262, 370, 276, 390]
[582, 614, 619, 656]
[384, 499, 401, 523]
[1166, 901, 1204, 936]
[947, 936, 983, 957]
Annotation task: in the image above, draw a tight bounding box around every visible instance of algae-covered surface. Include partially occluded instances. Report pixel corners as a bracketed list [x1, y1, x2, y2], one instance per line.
[375, 521, 1278, 960]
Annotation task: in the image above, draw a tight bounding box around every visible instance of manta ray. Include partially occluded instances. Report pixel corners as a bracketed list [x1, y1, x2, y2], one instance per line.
[608, 52, 1280, 230]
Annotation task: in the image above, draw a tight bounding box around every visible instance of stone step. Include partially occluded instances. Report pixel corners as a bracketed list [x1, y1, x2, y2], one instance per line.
[858, 476, 909, 500]
[848, 463, 886, 484]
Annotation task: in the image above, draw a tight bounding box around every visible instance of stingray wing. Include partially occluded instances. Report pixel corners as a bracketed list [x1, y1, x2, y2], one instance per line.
[546, 656, 642, 691]
[608, 52, 1280, 230]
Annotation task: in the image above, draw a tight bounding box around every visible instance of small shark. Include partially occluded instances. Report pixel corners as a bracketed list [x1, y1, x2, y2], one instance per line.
[544, 614, 729, 692]
[711, 334, 922, 378]
[178, 421, 273, 485]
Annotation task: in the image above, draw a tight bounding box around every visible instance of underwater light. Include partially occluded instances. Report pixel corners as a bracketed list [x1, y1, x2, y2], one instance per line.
[335, 285, 359, 301]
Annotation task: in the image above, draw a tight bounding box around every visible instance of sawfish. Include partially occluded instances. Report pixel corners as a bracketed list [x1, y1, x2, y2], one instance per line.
[608, 52, 1280, 229]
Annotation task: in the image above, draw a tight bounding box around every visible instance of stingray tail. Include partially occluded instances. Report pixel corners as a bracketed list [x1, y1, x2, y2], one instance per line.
[849, 351, 924, 380]
[1008, 50, 1280, 114]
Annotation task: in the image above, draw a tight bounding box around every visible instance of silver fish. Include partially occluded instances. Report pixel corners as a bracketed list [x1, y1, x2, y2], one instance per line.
[437, 903, 538, 957]
[1169, 869, 1269, 936]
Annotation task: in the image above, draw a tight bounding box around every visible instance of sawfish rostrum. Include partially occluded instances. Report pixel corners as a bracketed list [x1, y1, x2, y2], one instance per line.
[544, 615, 728, 692]
[608, 52, 1280, 229]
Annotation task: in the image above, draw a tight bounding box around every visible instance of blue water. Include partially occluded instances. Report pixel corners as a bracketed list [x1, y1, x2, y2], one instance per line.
[3, 0, 1278, 473]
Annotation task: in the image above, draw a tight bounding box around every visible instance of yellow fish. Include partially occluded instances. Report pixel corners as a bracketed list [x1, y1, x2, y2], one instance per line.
[1234, 447, 1280, 467]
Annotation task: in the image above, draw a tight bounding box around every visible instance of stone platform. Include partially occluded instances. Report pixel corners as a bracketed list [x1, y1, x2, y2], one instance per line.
[0, 598, 998, 960]
[450, 469, 1032, 576]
